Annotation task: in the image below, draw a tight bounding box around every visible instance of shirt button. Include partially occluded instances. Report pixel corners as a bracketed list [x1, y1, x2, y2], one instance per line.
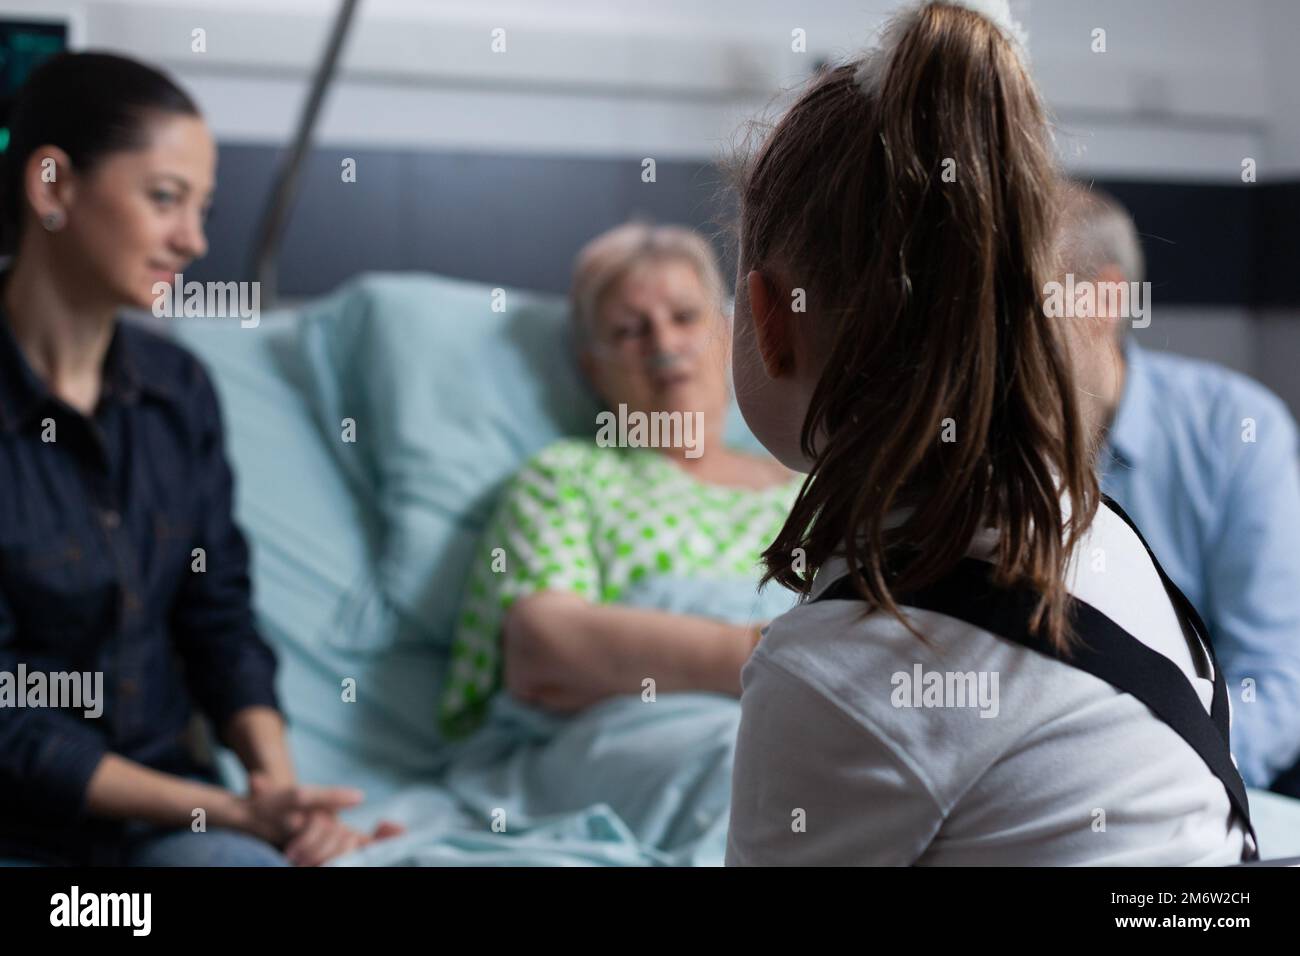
[101, 509, 121, 529]
[119, 678, 138, 697]
[123, 591, 142, 613]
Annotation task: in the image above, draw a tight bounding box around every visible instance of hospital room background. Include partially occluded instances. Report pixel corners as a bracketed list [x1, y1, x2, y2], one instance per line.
[1, 0, 1299, 870]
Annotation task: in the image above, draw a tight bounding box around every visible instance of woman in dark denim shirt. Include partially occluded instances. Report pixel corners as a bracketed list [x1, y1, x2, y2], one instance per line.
[0, 52, 399, 866]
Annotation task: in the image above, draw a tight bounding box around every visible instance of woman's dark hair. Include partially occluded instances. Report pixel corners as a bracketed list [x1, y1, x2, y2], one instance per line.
[0, 51, 200, 253]
[735, 1, 1100, 652]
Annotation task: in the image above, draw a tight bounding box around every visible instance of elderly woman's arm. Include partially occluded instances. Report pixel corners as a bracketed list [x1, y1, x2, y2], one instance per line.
[438, 440, 784, 732]
[502, 591, 758, 711]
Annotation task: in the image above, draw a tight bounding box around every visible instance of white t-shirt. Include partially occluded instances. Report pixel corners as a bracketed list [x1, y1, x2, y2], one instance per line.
[726, 500, 1252, 866]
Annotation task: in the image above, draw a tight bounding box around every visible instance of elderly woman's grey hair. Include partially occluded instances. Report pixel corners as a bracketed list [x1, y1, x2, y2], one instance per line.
[569, 221, 727, 345]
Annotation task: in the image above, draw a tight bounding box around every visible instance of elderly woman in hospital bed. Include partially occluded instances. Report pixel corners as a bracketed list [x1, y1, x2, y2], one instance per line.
[438, 223, 800, 737]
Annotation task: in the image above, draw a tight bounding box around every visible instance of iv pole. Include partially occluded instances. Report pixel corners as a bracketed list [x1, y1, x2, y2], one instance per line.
[248, 0, 361, 307]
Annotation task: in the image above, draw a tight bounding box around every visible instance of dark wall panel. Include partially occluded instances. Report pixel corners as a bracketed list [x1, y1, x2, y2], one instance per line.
[191, 143, 1296, 308]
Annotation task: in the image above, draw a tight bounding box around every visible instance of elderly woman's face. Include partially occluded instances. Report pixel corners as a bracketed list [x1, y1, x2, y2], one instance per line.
[581, 258, 730, 420]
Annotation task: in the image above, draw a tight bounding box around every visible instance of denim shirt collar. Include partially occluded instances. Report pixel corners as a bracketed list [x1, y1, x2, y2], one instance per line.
[0, 294, 169, 433]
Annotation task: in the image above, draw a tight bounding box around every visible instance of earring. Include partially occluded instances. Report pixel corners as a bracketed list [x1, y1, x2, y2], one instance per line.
[41, 211, 65, 232]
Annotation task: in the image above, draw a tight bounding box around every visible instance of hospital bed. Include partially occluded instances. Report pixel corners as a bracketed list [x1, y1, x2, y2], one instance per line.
[164, 272, 1300, 865]
[157, 0, 1300, 866]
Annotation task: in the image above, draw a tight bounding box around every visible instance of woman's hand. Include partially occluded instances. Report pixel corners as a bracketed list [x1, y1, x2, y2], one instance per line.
[236, 773, 406, 865]
[236, 772, 363, 845]
[502, 591, 764, 712]
[503, 592, 626, 713]
[281, 811, 407, 867]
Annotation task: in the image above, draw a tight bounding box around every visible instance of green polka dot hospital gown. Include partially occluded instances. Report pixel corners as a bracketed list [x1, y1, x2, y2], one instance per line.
[439, 438, 802, 737]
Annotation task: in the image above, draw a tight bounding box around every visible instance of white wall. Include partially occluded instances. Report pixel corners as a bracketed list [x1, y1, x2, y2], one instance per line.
[3, 0, 1286, 177]
[3, 0, 1296, 412]
[1256, 0, 1300, 176]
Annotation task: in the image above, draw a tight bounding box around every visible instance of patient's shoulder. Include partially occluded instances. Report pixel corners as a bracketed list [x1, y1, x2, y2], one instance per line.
[519, 437, 602, 478]
[502, 439, 614, 505]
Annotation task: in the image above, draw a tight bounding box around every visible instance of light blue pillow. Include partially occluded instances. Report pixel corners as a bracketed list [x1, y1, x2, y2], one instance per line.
[173, 313, 382, 645]
[173, 312, 459, 786]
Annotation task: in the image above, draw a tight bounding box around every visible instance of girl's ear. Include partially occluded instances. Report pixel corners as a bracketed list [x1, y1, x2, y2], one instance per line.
[745, 269, 796, 380]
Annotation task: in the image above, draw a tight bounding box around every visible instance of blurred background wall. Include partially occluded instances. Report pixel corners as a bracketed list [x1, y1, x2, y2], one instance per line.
[2, 0, 1297, 414]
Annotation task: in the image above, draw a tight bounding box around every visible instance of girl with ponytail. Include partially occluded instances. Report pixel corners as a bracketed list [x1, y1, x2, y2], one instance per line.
[725, 0, 1255, 865]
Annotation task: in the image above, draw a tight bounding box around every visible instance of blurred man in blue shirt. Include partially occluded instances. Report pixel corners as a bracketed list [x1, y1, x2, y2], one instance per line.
[1059, 185, 1300, 795]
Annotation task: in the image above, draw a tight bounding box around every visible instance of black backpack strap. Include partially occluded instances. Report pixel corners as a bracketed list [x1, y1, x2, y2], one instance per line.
[811, 512, 1259, 861]
[1099, 493, 1233, 741]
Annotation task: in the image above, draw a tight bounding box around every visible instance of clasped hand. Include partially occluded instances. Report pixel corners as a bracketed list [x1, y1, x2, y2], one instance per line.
[240, 772, 406, 866]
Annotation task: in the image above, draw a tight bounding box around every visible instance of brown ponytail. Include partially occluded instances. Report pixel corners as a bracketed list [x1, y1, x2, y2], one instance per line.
[736, 0, 1099, 651]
